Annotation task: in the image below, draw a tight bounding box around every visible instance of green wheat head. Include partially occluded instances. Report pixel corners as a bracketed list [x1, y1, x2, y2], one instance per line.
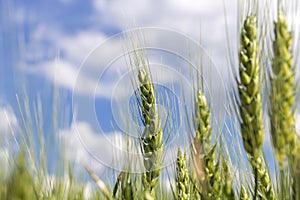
[238, 15, 264, 161]
[270, 10, 297, 168]
[194, 90, 212, 149]
[176, 149, 190, 200]
[192, 90, 222, 199]
[192, 90, 211, 176]
[238, 14, 276, 200]
[137, 67, 163, 197]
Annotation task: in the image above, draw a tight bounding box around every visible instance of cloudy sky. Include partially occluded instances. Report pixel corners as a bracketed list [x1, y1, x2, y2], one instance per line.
[1, 0, 299, 176]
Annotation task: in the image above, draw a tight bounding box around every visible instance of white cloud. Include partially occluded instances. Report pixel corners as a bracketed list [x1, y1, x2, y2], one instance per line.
[26, 59, 105, 97]
[25, 26, 128, 97]
[30, 25, 107, 64]
[0, 106, 19, 176]
[59, 121, 145, 173]
[0, 106, 18, 134]
[26, 27, 198, 99]
[92, 0, 237, 64]
[23, 0, 234, 125]
[93, 0, 228, 30]
[0, 106, 20, 150]
[60, 31, 107, 64]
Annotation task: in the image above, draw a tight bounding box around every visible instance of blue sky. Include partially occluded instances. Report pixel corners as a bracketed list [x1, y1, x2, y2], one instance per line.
[1, 0, 300, 177]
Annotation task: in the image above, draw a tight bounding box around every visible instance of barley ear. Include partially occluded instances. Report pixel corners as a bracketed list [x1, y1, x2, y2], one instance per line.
[176, 148, 190, 200]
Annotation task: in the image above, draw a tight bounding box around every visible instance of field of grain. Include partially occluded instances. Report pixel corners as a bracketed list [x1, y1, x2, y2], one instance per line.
[0, 0, 299, 200]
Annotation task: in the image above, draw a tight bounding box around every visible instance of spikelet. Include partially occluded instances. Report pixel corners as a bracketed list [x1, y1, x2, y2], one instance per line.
[194, 90, 212, 149]
[204, 145, 222, 198]
[190, 176, 201, 200]
[222, 160, 235, 199]
[255, 158, 276, 200]
[270, 10, 297, 168]
[240, 186, 250, 200]
[112, 171, 135, 200]
[176, 149, 190, 200]
[208, 157, 223, 199]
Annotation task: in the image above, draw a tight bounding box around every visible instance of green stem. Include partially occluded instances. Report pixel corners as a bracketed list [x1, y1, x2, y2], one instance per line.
[254, 166, 258, 200]
[280, 169, 284, 200]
